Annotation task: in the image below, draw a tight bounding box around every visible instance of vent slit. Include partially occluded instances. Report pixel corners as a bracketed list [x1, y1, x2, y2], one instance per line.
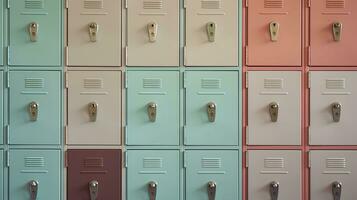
[264, 78, 283, 89]
[143, 78, 162, 88]
[25, 78, 44, 88]
[83, 79, 103, 89]
[84, 0, 104, 9]
[143, 158, 163, 168]
[25, 157, 45, 167]
[326, 0, 345, 8]
[264, 0, 284, 8]
[201, 79, 221, 89]
[326, 158, 347, 168]
[25, 0, 44, 9]
[143, 0, 163, 9]
[83, 157, 104, 168]
[326, 79, 346, 89]
[201, 0, 221, 9]
[264, 157, 284, 168]
[201, 158, 222, 168]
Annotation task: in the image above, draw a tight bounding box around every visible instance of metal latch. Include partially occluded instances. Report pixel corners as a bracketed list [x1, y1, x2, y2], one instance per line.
[270, 181, 279, 200]
[207, 181, 217, 200]
[331, 102, 342, 122]
[148, 181, 158, 200]
[89, 180, 99, 200]
[332, 181, 342, 200]
[28, 22, 39, 42]
[206, 22, 216, 42]
[28, 101, 39, 121]
[269, 21, 280, 42]
[88, 102, 98, 122]
[332, 22, 342, 42]
[207, 102, 217, 122]
[269, 102, 279, 122]
[88, 22, 99, 42]
[147, 22, 158, 42]
[147, 102, 157, 122]
[28, 180, 39, 200]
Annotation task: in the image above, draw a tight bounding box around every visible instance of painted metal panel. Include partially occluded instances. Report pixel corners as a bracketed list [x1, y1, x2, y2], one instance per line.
[67, 0, 121, 66]
[9, 0, 61, 66]
[126, 71, 179, 145]
[310, 150, 357, 200]
[67, 71, 121, 145]
[0, 72, 2, 145]
[247, 0, 301, 66]
[67, 149, 121, 200]
[310, 0, 357, 66]
[185, 150, 239, 200]
[248, 71, 301, 145]
[310, 71, 357, 145]
[9, 149, 61, 200]
[0, 0, 3, 66]
[127, 0, 179, 66]
[248, 150, 301, 200]
[9, 71, 61, 145]
[127, 150, 179, 200]
[185, 0, 238, 66]
[185, 71, 239, 145]
[0, 150, 3, 200]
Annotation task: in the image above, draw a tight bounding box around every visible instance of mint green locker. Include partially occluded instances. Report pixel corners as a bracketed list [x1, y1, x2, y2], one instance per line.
[184, 150, 239, 200]
[9, 71, 61, 145]
[126, 71, 180, 145]
[184, 71, 239, 145]
[0, 150, 3, 200]
[9, 149, 61, 200]
[0, 71, 3, 144]
[126, 150, 180, 200]
[8, 0, 61, 66]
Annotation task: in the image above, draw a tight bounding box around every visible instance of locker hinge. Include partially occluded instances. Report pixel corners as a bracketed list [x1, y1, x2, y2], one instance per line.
[307, 71, 311, 89]
[246, 126, 249, 144]
[5, 125, 9, 144]
[7, 46, 10, 65]
[6, 71, 10, 88]
[245, 72, 248, 88]
[307, 46, 311, 65]
[183, 72, 187, 88]
[245, 46, 249, 65]
[65, 46, 69, 66]
[124, 71, 128, 89]
[183, 46, 187, 66]
[64, 125, 68, 144]
[308, 126, 311, 144]
[183, 126, 187, 145]
[6, 0, 10, 8]
[6, 151, 10, 167]
[124, 0, 128, 9]
[245, 151, 249, 168]
[245, 0, 249, 7]
[308, 151, 311, 168]
[183, 151, 187, 168]
[306, 0, 311, 8]
[124, 151, 128, 168]
[65, 72, 69, 88]
[64, 150, 68, 168]
[124, 126, 128, 145]
[183, 0, 187, 8]
[65, 0, 69, 9]
[124, 46, 128, 66]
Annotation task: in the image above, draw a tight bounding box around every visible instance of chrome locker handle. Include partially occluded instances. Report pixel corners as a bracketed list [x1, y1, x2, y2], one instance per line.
[270, 181, 279, 200]
[331, 102, 342, 122]
[88, 22, 99, 42]
[147, 22, 158, 42]
[148, 181, 158, 200]
[28, 180, 39, 200]
[332, 22, 342, 42]
[206, 22, 216, 42]
[28, 101, 39, 121]
[207, 181, 217, 200]
[28, 22, 39, 42]
[147, 102, 158, 122]
[268, 102, 279, 122]
[88, 102, 98, 122]
[89, 180, 99, 200]
[269, 21, 280, 42]
[332, 181, 342, 200]
[207, 102, 217, 122]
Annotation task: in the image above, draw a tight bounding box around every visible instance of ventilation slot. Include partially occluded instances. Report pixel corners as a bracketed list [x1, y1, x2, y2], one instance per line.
[264, 0, 284, 8]
[326, 158, 346, 168]
[264, 78, 283, 89]
[201, 158, 222, 168]
[143, 158, 163, 168]
[143, 78, 162, 88]
[84, 157, 104, 168]
[84, 0, 103, 9]
[25, 78, 44, 88]
[84, 78, 103, 89]
[201, 79, 221, 89]
[201, 0, 221, 9]
[326, 0, 345, 8]
[326, 79, 346, 89]
[25, 157, 45, 167]
[264, 157, 284, 168]
[25, 0, 44, 9]
[143, 0, 163, 9]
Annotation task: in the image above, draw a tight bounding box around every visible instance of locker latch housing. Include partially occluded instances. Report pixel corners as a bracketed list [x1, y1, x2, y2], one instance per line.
[89, 180, 99, 200]
[269, 21, 280, 42]
[269, 102, 279, 122]
[332, 22, 342, 42]
[88, 22, 99, 42]
[147, 102, 158, 122]
[28, 22, 39, 42]
[147, 22, 158, 42]
[207, 181, 217, 200]
[88, 102, 98, 122]
[28, 180, 39, 200]
[148, 181, 158, 200]
[332, 181, 342, 200]
[207, 102, 217, 122]
[270, 181, 279, 200]
[331, 102, 342, 122]
[206, 22, 216, 42]
[28, 101, 39, 121]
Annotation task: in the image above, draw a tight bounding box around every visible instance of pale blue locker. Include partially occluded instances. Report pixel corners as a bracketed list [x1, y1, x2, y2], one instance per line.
[0, 71, 3, 145]
[0, 150, 3, 200]
[126, 71, 180, 145]
[9, 149, 61, 200]
[126, 150, 180, 200]
[184, 71, 239, 145]
[9, 71, 61, 145]
[8, 0, 61, 66]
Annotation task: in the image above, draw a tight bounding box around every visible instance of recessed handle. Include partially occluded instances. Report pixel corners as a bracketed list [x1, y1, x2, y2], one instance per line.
[147, 102, 157, 122]
[88, 22, 99, 42]
[270, 181, 279, 200]
[332, 22, 342, 42]
[331, 102, 342, 122]
[207, 181, 217, 200]
[206, 22, 216, 42]
[148, 181, 158, 200]
[332, 181, 342, 200]
[269, 102, 279, 122]
[88, 102, 98, 122]
[147, 22, 158, 42]
[28, 22, 39, 42]
[269, 21, 280, 42]
[207, 102, 217, 122]
[89, 180, 99, 200]
[28, 180, 39, 200]
[28, 101, 39, 121]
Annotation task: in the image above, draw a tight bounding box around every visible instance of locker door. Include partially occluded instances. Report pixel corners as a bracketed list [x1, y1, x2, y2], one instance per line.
[310, 71, 357, 145]
[247, 0, 301, 66]
[310, 151, 357, 200]
[127, 0, 179, 66]
[126, 71, 179, 145]
[247, 71, 301, 145]
[310, 0, 357, 66]
[67, 71, 121, 145]
[9, 71, 61, 145]
[0, 71, 3, 145]
[185, 0, 238, 66]
[67, 150, 121, 200]
[127, 150, 179, 200]
[248, 150, 301, 200]
[185, 71, 239, 145]
[9, 0, 61, 66]
[0, 150, 3, 199]
[185, 150, 239, 200]
[67, 0, 121, 66]
[9, 150, 60, 200]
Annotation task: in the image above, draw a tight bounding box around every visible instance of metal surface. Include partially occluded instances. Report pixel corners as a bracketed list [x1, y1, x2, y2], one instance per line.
[147, 22, 158, 43]
[147, 102, 157, 122]
[207, 181, 217, 200]
[28, 180, 39, 200]
[28, 22, 39, 42]
[88, 22, 99, 42]
[88, 102, 98, 122]
[206, 22, 216, 42]
[269, 21, 279, 42]
[332, 22, 342, 42]
[270, 181, 279, 200]
[207, 102, 217, 123]
[332, 181, 342, 200]
[148, 181, 158, 200]
[89, 180, 99, 200]
[331, 102, 342, 123]
[28, 101, 39, 121]
[269, 102, 279, 122]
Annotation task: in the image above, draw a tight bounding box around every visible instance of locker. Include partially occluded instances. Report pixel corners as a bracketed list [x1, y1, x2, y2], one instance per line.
[126, 71, 179, 145]
[67, 0, 121, 66]
[310, 0, 357, 66]
[0, 150, 3, 200]
[126, 0, 179, 66]
[185, 0, 238, 66]
[67, 71, 121, 145]
[8, 0, 61, 66]
[310, 151, 357, 200]
[9, 149, 61, 200]
[248, 150, 301, 200]
[185, 150, 239, 200]
[247, 0, 301, 66]
[67, 149, 121, 200]
[184, 71, 239, 146]
[9, 71, 61, 145]
[0, 71, 2, 145]
[247, 71, 301, 145]
[126, 150, 179, 200]
[310, 71, 357, 145]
